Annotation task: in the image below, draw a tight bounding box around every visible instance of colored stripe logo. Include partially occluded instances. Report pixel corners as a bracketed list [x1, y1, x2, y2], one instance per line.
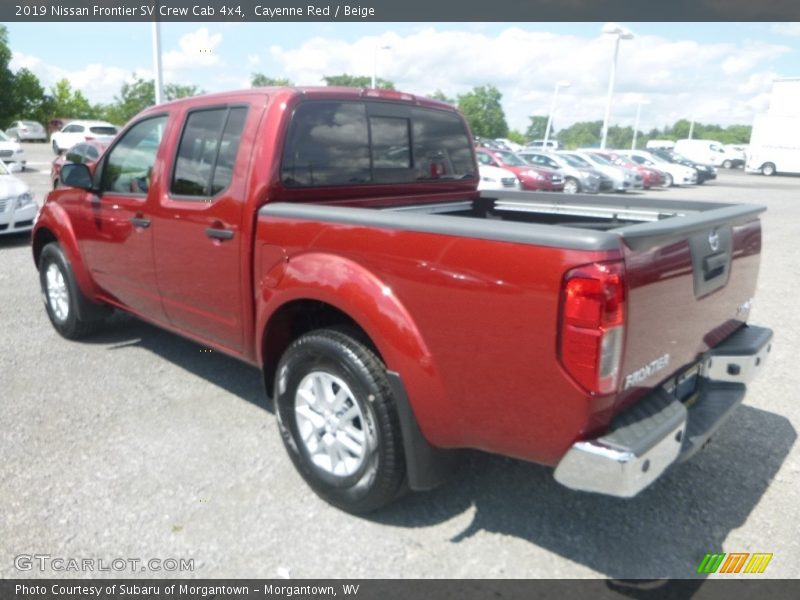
[697, 552, 773, 574]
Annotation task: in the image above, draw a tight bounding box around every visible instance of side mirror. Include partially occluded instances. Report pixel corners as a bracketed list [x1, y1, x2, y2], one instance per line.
[60, 163, 95, 191]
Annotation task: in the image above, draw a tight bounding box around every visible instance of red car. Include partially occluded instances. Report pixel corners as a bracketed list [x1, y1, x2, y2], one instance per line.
[33, 87, 772, 513]
[595, 151, 667, 189]
[476, 147, 564, 191]
[50, 141, 108, 189]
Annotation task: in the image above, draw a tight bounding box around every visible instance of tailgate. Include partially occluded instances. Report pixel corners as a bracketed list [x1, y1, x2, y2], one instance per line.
[613, 200, 765, 411]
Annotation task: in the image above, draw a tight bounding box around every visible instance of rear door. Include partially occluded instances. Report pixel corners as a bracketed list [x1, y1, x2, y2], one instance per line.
[150, 104, 250, 352]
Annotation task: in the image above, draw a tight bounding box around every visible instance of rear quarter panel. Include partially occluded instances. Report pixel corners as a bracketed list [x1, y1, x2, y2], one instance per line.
[255, 214, 621, 465]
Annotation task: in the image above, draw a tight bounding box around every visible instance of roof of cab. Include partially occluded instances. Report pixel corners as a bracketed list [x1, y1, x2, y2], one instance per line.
[141, 86, 458, 114]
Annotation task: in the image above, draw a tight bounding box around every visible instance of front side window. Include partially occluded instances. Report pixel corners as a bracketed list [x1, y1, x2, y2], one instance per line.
[100, 115, 167, 195]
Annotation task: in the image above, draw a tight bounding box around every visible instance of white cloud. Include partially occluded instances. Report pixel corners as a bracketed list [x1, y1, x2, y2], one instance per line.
[162, 27, 223, 73]
[247, 54, 261, 67]
[10, 51, 142, 103]
[269, 26, 790, 131]
[771, 23, 800, 37]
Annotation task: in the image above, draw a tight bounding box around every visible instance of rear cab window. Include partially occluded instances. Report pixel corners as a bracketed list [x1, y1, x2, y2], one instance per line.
[280, 100, 475, 187]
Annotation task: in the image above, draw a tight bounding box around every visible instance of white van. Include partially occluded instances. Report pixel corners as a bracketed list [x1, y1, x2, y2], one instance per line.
[673, 139, 728, 167]
[645, 140, 675, 150]
[746, 114, 800, 176]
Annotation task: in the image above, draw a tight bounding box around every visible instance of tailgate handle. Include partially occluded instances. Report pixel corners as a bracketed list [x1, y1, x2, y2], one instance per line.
[703, 252, 727, 280]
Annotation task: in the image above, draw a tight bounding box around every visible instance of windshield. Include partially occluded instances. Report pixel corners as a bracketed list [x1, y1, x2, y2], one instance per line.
[0, 160, 10, 175]
[496, 150, 527, 167]
[562, 153, 591, 168]
[585, 153, 611, 165]
[0, 130, 9, 141]
[89, 126, 118, 135]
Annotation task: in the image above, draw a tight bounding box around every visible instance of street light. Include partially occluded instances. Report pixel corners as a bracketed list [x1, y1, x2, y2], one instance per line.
[151, 21, 164, 104]
[600, 23, 634, 150]
[371, 44, 392, 89]
[631, 98, 651, 150]
[542, 80, 570, 150]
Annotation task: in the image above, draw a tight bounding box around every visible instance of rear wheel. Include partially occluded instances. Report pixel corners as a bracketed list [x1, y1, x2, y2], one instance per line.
[761, 162, 776, 176]
[563, 178, 580, 194]
[722, 159, 733, 169]
[39, 243, 107, 339]
[274, 329, 406, 513]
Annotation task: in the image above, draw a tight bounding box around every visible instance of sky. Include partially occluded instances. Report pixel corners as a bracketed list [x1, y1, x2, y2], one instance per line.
[6, 21, 800, 132]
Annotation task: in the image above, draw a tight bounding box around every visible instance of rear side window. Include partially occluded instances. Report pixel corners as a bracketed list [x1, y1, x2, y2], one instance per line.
[172, 106, 248, 199]
[281, 102, 370, 186]
[281, 101, 474, 187]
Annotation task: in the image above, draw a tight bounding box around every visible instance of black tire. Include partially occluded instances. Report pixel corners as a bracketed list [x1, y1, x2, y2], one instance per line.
[761, 162, 776, 176]
[663, 173, 674, 187]
[722, 160, 733, 169]
[274, 329, 406, 513]
[52, 140, 60, 155]
[563, 178, 580, 194]
[39, 243, 106, 339]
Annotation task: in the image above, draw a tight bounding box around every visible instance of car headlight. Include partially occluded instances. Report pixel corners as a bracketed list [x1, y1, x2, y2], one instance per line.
[15, 192, 34, 209]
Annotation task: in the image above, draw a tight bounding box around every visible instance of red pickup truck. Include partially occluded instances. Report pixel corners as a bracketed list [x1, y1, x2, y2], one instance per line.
[32, 87, 772, 513]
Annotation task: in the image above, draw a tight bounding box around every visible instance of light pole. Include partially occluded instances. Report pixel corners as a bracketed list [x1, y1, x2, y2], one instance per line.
[151, 20, 164, 105]
[600, 23, 634, 150]
[371, 44, 392, 89]
[631, 98, 650, 150]
[543, 80, 570, 149]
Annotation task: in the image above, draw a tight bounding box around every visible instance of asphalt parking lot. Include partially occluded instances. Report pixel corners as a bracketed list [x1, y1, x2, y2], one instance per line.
[1, 142, 799, 580]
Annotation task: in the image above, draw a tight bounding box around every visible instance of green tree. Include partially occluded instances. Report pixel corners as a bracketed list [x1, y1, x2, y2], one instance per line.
[49, 79, 99, 120]
[428, 89, 454, 105]
[506, 130, 527, 145]
[457, 85, 508, 138]
[524, 116, 549, 141]
[251, 73, 293, 87]
[100, 77, 154, 125]
[164, 83, 202, 100]
[558, 121, 603, 149]
[323, 74, 395, 89]
[0, 25, 16, 125]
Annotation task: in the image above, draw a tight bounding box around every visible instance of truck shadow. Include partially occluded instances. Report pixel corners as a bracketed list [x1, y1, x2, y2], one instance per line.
[374, 403, 795, 581]
[80, 315, 793, 583]
[81, 313, 271, 411]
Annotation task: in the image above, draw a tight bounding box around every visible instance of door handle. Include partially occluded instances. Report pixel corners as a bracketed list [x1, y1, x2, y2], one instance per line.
[129, 216, 151, 228]
[206, 227, 234, 241]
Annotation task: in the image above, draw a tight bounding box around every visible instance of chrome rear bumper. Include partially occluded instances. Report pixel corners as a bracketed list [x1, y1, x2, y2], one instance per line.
[554, 325, 773, 497]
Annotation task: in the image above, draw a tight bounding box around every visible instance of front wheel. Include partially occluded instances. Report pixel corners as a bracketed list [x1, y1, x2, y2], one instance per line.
[52, 140, 60, 155]
[722, 159, 733, 169]
[563, 178, 580, 194]
[761, 162, 776, 176]
[39, 243, 106, 339]
[663, 173, 674, 187]
[274, 329, 406, 513]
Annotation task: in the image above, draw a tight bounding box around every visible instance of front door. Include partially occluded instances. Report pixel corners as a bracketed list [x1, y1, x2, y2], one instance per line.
[78, 115, 169, 321]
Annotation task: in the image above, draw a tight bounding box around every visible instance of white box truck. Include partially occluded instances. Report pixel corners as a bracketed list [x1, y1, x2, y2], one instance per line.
[746, 78, 800, 176]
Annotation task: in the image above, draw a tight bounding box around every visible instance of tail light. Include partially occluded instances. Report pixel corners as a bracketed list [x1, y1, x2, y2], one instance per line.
[558, 261, 626, 395]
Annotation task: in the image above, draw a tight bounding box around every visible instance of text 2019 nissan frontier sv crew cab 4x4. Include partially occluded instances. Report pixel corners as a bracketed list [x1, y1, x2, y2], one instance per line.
[32, 87, 772, 513]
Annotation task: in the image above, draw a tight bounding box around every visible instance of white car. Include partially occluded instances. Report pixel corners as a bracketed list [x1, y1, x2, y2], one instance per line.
[618, 150, 698, 187]
[0, 130, 27, 172]
[478, 164, 521, 191]
[0, 159, 36, 235]
[51, 120, 119, 154]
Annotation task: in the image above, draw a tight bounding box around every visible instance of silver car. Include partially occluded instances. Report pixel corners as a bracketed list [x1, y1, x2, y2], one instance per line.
[564, 151, 643, 192]
[5, 120, 47, 142]
[520, 150, 605, 194]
